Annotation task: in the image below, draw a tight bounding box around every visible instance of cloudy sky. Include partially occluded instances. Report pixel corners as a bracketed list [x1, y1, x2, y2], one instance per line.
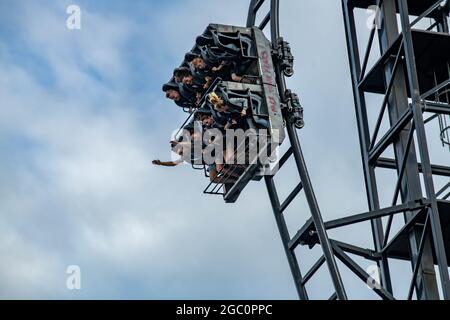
[0, 0, 448, 300]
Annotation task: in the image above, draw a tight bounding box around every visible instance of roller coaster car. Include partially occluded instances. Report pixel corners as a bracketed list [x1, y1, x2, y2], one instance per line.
[197, 24, 258, 59]
[203, 24, 285, 143]
[199, 24, 285, 203]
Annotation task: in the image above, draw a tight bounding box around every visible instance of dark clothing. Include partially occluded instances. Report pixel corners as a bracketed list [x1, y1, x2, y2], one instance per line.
[175, 99, 193, 110]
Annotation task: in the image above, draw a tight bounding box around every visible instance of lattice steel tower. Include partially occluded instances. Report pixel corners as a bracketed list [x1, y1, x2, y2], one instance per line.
[338, 0, 450, 300]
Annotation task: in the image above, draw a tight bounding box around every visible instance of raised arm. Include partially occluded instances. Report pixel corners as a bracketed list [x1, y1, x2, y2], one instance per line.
[152, 158, 183, 167]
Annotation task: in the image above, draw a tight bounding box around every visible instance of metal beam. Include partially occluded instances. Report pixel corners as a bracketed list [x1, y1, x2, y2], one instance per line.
[332, 242, 396, 300]
[333, 240, 380, 261]
[288, 200, 428, 252]
[378, 0, 439, 299]
[368, 108, 413, 163]
[424, 102, 450, 115]
[325, 201, 428, 230]
[283, 122, 348, 300]
[398, 0, 450, 299]
[301, 255, 326, 286]
[377, 158, 450, 177]
[342, 0, 393, 293]
[280, 182, 303, 213]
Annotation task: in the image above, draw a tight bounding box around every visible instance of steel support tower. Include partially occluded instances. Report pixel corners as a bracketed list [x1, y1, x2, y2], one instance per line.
[340, 0, 450, 299]
[246, 0, 450, 300]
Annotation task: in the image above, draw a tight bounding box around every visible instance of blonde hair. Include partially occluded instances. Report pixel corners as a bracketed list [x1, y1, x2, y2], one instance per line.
[208, 92, 223, 107]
